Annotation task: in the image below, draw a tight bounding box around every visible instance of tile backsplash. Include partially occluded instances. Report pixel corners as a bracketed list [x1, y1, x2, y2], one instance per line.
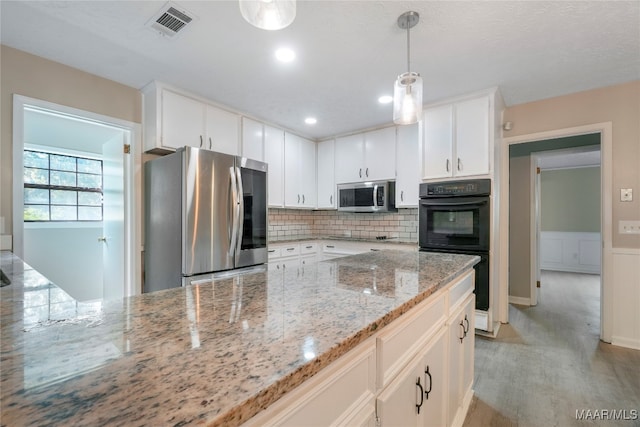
[268, 208, 419, 242]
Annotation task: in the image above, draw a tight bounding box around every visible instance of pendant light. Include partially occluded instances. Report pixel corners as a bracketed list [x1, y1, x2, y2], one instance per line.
[393, 11, 423, 125]
[239, 0, 296, 31]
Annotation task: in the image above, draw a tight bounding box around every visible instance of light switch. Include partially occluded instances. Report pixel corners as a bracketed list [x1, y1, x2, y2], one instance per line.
[620, 188, 633, 202]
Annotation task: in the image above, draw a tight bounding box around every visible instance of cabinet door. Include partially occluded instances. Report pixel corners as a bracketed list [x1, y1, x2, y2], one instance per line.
[265, 125, 284, 207]
[377, 328, 447, 427]
[242, 117, 264, 161]
[205, 105, 239, 155]
[284, 132, 302, 207]
[455, 96, 489, 177]
[317, 139, 336, 209]
[423, 105, 453, 180]
[446, 294, 474, 426]
[299, 136, 317, 208]
[460, 295, 475, 403]
[161, 89, 205, 149]
[335, 134, 364, 184]
[396, 123, 420, 207]
[364, 127, 396, 181]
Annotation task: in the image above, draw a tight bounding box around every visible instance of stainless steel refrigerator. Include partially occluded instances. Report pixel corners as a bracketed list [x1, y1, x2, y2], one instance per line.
[144, 147, 268, 292]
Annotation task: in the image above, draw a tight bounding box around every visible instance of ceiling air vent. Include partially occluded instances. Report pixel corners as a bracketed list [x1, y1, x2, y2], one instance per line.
[147, 2, 195, 38]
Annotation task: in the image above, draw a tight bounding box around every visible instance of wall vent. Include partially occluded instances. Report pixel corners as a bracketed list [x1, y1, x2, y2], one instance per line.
[147, 2, 195, 38]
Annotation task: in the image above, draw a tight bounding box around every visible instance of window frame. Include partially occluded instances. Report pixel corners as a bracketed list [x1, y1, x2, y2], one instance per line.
[23, 148, 104, 223]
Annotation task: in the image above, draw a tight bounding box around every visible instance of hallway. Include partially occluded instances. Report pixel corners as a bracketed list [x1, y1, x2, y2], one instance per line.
[464, 271, 640, 426]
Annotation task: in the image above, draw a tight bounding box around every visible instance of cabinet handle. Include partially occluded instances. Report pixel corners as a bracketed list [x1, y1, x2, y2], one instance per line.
[370, 248, 380, 252]
[298, 194, 300, 203]
[326, 245, 335, 248]
[330, 195, 333, 204]
[276, 264, 280, 270]
[446, 159, 450, 172]
[286, 248, 295, 252]
[302, 194, 305, 204]
[268, 249, 275, 253]
[365, 167, 369, 177]
[415, 377, 425, 414]
[424, 366, 433, 400]
[401, 190, 404, 202]
[199, 135, 203, 148]
[305, 246, 313, 249]
[359, 168, 362, 178]
[459, 320, 466, 343]
[457, 158, 462, 171]
[463, 314, 470, 334]
[209, 137, 212, 150]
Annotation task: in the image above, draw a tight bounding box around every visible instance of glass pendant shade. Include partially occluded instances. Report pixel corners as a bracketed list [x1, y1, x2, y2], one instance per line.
[239, 0, 296, 30]
[393, 72, 423, 125]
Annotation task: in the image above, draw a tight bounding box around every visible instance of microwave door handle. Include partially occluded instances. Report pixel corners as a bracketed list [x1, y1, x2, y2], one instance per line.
[235, 166, 244, 261]
[373, 184, 378, 208]
[229, 167, 239, 258]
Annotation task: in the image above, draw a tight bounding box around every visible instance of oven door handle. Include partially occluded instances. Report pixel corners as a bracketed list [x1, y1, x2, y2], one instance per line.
[421, 200, 488, 207]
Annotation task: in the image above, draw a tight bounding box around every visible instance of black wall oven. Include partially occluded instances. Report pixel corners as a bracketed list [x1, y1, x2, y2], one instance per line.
[419, 179, 491, 311]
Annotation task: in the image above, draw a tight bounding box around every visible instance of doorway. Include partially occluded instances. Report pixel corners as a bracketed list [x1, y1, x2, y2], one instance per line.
[12, 95, 140, 299]
[499, 122, 613, 343]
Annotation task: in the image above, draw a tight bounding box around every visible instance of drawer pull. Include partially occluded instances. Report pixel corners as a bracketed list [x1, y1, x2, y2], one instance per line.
[286, 248, 295, 251]
[424, 366, 432, 400]
[459, 320, 466, 343]
[268, 250, 275, 253]
[463, 314, 470, 334]
[325, 245, 335, 248]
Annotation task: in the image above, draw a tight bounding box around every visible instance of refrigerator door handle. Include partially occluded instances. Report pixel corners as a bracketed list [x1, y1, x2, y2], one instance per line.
[235, 166, 244, 262]
[229, 167, 239, 258]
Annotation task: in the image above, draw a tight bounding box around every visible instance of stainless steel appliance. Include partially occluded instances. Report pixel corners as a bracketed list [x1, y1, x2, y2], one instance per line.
[337, 180, 397, 213]
[144, 147, 268, 292]
[419, 179, 491, 311]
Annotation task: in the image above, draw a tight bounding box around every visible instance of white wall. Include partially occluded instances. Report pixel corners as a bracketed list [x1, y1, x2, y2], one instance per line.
[540, 231, 601, 274]
[23, 225, 103, 301]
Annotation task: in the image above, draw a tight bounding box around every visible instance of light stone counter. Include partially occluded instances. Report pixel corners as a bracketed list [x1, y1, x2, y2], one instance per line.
[0, 249, 477, 426]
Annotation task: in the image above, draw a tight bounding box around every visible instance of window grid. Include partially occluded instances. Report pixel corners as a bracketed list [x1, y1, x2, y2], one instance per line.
[23, 150, 104, 222]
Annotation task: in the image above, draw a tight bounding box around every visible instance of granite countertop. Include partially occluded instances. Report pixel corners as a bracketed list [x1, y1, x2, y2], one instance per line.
[0, 249, 477, 427]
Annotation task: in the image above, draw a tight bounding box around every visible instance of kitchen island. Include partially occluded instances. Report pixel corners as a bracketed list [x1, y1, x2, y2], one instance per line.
[0, 249, 478, 426]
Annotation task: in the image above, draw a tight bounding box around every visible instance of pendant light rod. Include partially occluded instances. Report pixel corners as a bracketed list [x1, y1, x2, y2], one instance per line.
[397, 11, 419, 73]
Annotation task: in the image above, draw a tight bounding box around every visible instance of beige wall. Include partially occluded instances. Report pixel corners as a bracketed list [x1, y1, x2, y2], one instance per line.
[0, 45, 142, 239]
[504, 80, 640, 249]
[541, 167, 601, 232]
[508, 155, 531, 299]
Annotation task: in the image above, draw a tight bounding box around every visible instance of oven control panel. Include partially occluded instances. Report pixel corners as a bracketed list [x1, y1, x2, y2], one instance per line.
[420, 179, 491, 197]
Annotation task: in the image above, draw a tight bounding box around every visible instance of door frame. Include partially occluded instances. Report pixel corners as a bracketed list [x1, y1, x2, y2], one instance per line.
[12, 94, 142, 297]
[499, 122, 612, 342]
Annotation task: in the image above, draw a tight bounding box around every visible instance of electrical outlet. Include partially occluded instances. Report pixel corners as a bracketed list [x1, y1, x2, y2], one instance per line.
[620, 188, 633, 202]
[619, 220, 640, 234]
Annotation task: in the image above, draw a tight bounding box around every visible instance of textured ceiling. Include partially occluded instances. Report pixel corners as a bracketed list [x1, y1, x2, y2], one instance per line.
[2, 1, 639, 140]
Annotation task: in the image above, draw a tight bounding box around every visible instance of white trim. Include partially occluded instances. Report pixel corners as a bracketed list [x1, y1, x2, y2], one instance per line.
[530, 155, 539, 306]
[612, 247, 640, 255]
[12, 94, 141, 297]
[509, 296, 532, 306]
[500, 122, 612, 343]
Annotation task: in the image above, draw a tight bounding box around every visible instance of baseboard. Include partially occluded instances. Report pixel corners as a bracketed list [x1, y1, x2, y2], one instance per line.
[611, 336, 640, 351]
[0, 235, 12, 251]
[451, 388, 474, 427]
[476, 322, 501, 339]
[509, 295, 531, 306]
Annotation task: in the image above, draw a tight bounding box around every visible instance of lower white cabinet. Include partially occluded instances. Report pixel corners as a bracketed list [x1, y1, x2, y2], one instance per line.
[376, 328, 447, 427]
[447, 294, 475, 427]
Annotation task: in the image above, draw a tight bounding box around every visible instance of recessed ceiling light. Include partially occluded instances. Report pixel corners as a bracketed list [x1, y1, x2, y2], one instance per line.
[275, 47, 295, 63]
[378, 95, 393, 104]
[305, 117, 317, 125]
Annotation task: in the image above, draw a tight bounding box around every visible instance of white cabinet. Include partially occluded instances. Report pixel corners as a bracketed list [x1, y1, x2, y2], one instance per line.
[242, 117, 264, 162]
[205, 104, 240, 155]
[334, 127, 396, 184]
[396, 123, 421, 207]
[376, 328, 447, 427]
[265, 125, 285, 207]
[284, 132, 316, 208]
[143, 81, 240, 154]
[422, 95, 490, 180]
[317, 139, 336, 209]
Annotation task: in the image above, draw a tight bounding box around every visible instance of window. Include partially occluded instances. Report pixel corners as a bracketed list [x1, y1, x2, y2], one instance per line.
[23, 150, 103, 221]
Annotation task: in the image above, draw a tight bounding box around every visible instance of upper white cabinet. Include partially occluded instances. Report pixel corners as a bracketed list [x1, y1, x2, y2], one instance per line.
[317, 139, 336, 209]
[143, 81, 240, 155]
[423, 94, 491, 180]
[334, 127, 396, 184]
[265, 125, 285, 207]
[241, 117, 264, 162]
[396, 122, 421, 208]
[284, 132, 316, 208]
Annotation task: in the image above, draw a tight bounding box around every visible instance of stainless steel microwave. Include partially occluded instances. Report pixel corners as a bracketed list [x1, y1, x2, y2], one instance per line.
[337, 181, 397, 212]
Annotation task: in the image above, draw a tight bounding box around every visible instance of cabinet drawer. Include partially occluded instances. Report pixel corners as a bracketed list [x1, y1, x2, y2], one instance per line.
[244, 340, 376, 427]
[267, 247, 282, 259]
[300, 242, 318, 255]
[376, 292, 446, 389]
[448, 270, 474, 315]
